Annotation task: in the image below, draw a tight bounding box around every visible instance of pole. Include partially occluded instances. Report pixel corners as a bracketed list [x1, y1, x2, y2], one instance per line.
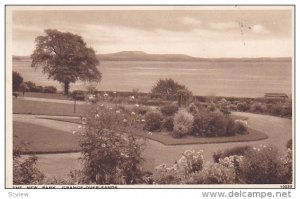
[74, 99, 76, 113]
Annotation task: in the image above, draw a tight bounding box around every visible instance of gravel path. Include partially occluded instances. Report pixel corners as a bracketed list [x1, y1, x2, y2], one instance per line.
[13, 112, 292, 178]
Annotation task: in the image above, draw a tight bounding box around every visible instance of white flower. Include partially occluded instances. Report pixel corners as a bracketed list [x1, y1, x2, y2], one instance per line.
[131, 112, 136, 115]
[148, 132, 153, 136]
[78, 125, 82, 129]
[123, 119, 128, 123]
[113, 91, 117, 94]
[135, 104, 139, 107]
[141, 119, 145, 122]
[104, 93, 108, 97]
[101, 143, 106, 147]
[100, 104, 104, 107]
[116, 110, 121, 114]
[130, 96, 135, 99]
[95, 114, 100, 118]
[72, 131, 76, 134]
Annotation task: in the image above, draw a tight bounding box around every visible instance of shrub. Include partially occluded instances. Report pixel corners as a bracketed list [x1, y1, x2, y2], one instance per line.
[213, 145, 251, 163]
[286, 139, 292, 150]
[281, 101, 292, 117]
[187, 157, 240, 184]
[187, 103, 199, 115]
[205, 112, 228, 137]
[13, 152, 45, 184]
[160, 103, 179, 116]
[136, 106, 148, 115]
[79, 106, 145, 184]
[269, 103, 282, 116]
[144, 111, 163, 131]
[172, 110, 194, 137]
[192, 112, 211, 136]
[237, 103, 250, 112]
[240, 145, 291, 184]
[153, 150, 204, 184]
[233, 121, 248, 135]
[43, 86, 57, 93]
[192, 111, 247, 137]
[152, 146, 292, 184]
[207, 103, 217, 112]
[249, 102, 266, 113]
[162, 116, 174, 131]
[24, 81, 37, 92]
[228, 104, 237, 111]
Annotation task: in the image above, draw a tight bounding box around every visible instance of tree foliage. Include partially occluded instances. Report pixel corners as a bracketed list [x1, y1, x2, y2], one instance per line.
[31, 29, 102, 94]
[151, 78, 191, 96]
[13, 71, 23, 91]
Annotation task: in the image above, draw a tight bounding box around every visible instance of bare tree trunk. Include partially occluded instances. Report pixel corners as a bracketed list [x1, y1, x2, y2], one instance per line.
[64, 81, 70, 95]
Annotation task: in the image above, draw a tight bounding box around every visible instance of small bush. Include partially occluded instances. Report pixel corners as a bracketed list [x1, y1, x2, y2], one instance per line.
[213, 145, 251, 163]
[206, 112, 228, 137]
[43, 86, 57, 93]
[172, 110, 194, 137]
[249, 102, 266, 113]
[240, 145, 290, 184]
[192, 112, 247, 137]
[153, 150, 204, 184]
[187, 103, 199, 115]
[162, 116, 174, 131]
[136, 106, 148, 115]
[160, 104, 179, 116]
[144, 111, 163, 131]
[286, 139, 292, 150]
[207, 103, 217, 112]
[13, 154, 45, 184]
[233, 121, 248, 135]
[192, 112, 211, 137]
[237, 103, 250, 112]
[269, 103, 282, 116]
[79, 106, 145, 184]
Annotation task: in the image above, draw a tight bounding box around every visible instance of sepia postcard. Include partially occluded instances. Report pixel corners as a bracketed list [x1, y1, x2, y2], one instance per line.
[5, 5, 295, 189]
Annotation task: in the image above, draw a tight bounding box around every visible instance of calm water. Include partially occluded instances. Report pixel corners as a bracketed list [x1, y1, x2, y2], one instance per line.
[12, 60, 292, 98]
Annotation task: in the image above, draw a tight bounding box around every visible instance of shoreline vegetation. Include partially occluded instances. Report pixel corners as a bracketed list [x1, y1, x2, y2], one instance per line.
[12, 52, 292, 62]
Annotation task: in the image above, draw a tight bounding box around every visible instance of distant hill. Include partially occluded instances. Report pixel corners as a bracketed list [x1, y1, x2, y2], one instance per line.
[13, 51, 292, 62]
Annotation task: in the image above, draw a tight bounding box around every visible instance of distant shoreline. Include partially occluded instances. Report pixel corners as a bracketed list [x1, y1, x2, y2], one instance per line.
[12, 51, 292, 63]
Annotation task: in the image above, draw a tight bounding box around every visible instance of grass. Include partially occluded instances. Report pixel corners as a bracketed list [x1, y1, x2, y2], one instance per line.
[13, 99, 90, 116]
[15, 92, 69, 100]
[127, 128, 268, 145]
[34, 116, 268, 146]
[13, 121, 81, 154]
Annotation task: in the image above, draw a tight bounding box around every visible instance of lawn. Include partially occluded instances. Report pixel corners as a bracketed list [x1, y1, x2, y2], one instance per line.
[14, 92, 69, 100]
[13, 121, 81, 154]
[13, 99, 90, 116]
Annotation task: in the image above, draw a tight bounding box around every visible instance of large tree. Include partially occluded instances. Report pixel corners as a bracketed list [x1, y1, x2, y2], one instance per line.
[31, 29, 102, 95]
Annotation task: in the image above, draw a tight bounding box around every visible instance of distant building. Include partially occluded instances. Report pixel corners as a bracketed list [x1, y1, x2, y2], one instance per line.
[264, 93, 289, 100]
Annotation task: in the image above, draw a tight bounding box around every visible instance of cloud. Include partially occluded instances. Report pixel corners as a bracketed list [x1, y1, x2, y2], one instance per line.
[180, 17, 201, 26]
[251, 25, 270, 34]
[209, 21, 238, 30]
[11, 18, 290, 58]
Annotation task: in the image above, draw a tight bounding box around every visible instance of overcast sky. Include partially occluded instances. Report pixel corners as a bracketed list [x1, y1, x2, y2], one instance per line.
[11, 7, 293, 58]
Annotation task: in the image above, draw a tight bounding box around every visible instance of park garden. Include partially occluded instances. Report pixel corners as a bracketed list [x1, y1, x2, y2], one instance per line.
[12, 29, 293, 185]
